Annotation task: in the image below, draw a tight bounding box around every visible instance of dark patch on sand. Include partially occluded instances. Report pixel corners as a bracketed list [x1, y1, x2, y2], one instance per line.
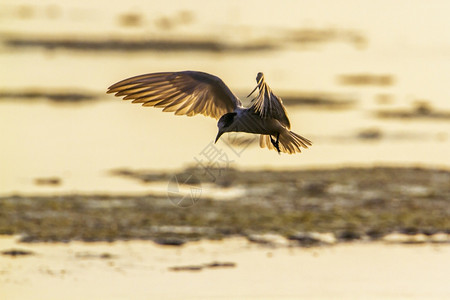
[280, 94, 355, 109]
[376, 102, 450, 120]
[75, 252, 115, 259]
[34, 177, 62, 186]
[337, 74, 395, 86]
[2, 249, 34, 257]
[0, 90, 97, 103]
[284, 28, 367, 49]
[169, 261, 236, 272]
[3, 36, 276, 53]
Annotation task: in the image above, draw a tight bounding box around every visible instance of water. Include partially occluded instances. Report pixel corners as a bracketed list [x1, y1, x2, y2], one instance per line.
[1, 0, 450, 194]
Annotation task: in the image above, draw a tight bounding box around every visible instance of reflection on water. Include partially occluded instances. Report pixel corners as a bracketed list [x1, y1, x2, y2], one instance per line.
[1, 0, 450, 194]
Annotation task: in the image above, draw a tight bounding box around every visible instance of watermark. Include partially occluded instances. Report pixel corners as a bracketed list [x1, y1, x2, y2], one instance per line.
[167, 132, 257, 208]
[167, 173, 202, 208]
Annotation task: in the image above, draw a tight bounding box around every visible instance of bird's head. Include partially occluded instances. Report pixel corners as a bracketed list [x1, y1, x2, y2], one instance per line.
[256, 72, 264, 84]
[215, 112, 237, 143]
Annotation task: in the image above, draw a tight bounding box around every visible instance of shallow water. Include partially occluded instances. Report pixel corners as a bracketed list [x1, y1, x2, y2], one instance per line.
[1, 100, 449, 194]
[1, 235, 450, 300]
[1, 0, 450, 194]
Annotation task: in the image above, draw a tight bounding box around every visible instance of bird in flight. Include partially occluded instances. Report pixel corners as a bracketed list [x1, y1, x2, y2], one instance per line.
[107, 71, 312, 154]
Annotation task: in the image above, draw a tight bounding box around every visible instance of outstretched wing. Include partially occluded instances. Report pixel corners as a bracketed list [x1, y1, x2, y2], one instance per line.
[248, 72, 291, 129]
[107, 71, 242, 119]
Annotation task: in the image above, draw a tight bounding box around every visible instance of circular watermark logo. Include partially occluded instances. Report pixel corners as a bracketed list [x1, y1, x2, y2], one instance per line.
[167, 173, 202, 208]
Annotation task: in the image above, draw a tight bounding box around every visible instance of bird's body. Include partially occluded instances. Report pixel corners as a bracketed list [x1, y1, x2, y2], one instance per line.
[107, 71, 312, 154]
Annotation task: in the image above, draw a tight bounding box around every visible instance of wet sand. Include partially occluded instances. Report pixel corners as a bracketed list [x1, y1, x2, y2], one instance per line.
[1, 236, 449, 300]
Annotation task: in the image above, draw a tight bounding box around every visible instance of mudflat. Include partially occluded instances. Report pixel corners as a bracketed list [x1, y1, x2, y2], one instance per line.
[1, 235, 449, 300]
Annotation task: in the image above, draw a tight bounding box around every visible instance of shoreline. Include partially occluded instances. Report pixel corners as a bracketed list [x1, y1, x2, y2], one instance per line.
[1, 235, 449, 300]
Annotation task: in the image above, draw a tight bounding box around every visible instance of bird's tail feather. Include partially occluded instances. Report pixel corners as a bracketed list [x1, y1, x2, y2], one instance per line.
[259, 130, 312, 154]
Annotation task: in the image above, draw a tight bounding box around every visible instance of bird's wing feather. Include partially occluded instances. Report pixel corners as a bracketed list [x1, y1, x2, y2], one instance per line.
[249, 74, 291, 129]
[107, 71, 242, 119]
[259, 130, 312, 154]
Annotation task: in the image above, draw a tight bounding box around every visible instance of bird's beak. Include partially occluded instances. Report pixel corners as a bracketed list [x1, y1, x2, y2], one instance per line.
[215, 130, 224, 143]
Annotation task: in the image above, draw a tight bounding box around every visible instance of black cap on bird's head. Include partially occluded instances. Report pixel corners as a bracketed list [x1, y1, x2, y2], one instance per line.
[215, 112, 237, 143]
[256, 72, 264, 83]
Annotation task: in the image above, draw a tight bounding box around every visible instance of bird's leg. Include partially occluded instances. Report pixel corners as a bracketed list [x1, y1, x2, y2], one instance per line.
[275, 133, 280, 154]
[270, 133, 281, 154]
[269, 135, 276, 146]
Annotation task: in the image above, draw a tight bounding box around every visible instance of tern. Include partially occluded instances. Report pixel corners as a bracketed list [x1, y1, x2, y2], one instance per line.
[107, 71, 312, 154]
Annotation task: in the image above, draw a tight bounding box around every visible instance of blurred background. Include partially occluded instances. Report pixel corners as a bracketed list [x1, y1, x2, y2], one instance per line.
[1, 0, 450, 194]
[1, 1, 450, 299]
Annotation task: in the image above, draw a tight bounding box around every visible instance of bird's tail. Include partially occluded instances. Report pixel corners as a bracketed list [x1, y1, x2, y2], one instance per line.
[259, 130, 312, 154]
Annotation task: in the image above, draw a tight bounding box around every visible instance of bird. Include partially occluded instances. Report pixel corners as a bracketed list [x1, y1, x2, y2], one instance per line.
[107, 71, 312, 154]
